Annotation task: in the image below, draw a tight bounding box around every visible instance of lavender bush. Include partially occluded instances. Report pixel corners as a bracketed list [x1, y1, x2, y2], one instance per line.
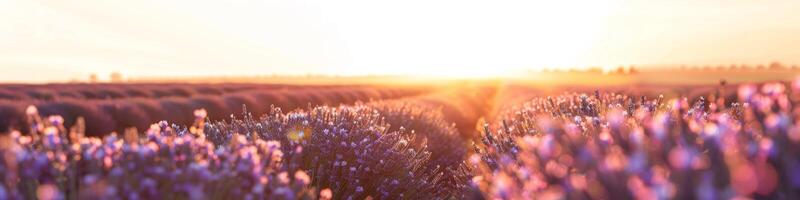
[369, 102, 471, 197]
[203, 104, 463, 199]
[0, 106, 322, 199]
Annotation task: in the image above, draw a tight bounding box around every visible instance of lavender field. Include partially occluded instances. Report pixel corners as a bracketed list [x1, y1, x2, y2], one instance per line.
[0, 79, 798, 199]
[4, 0, 800, 199]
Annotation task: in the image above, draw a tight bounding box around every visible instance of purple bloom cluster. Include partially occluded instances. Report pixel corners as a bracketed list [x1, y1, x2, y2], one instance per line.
[369, 102, 472, 196]
[0, 107, 321, 200]
[473, 82, 800, 199]
[203, 104, 466, 199]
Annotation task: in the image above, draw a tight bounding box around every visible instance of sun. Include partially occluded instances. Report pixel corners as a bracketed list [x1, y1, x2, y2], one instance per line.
[326, 1, 620, 78]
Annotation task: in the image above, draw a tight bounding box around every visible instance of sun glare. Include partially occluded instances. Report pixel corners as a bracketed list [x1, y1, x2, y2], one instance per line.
[2, 0, 800, 82]
[327, 1, 619, 77]
[0, 0, 622, 81]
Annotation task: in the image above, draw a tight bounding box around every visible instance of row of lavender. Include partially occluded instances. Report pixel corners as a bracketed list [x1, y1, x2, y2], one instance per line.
[0, 101, 471, 199]
[0, 86, 429, 137]
[472, 81, 800, 199]
[0, 84, 363, 101]
[1, 106, 322, 199]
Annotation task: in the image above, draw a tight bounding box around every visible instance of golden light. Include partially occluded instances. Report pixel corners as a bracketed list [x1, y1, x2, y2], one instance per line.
[287, 125, 313, 142]
[327, 0, 619, 77]
[1, 0, 799, 81]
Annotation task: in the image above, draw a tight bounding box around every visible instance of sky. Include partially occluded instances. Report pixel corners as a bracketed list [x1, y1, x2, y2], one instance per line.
[1, 0, 799, 82]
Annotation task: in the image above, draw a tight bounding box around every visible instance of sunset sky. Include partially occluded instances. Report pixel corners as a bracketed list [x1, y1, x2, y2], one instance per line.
[1, 0, 799, 82]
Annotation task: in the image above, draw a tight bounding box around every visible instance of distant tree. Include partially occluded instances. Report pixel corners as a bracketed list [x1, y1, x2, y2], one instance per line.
[615, 66, 626, 74]
[89, 73, 98, 83]
[769, 61, 784, 70]
[110, 72, 123, 83]
[628, 66, 638, 74]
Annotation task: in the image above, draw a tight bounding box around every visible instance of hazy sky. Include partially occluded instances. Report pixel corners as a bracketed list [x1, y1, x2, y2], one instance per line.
[1, 0, 799, 82]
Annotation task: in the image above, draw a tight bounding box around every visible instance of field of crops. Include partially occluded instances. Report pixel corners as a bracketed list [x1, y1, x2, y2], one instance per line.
[0, 84, 433, 136]
[1, 79, 800, 199]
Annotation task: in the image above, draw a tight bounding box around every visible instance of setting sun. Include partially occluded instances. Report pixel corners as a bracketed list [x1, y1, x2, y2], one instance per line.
[327, 0, 616, 77]
[2, 0, 799, 82]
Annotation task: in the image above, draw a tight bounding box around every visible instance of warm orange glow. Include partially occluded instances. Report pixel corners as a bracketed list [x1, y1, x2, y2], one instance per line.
[1, 1, 799, 82]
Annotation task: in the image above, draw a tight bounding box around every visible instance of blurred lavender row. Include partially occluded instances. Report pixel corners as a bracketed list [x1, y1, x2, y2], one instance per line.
[473, 81, 800, 199]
